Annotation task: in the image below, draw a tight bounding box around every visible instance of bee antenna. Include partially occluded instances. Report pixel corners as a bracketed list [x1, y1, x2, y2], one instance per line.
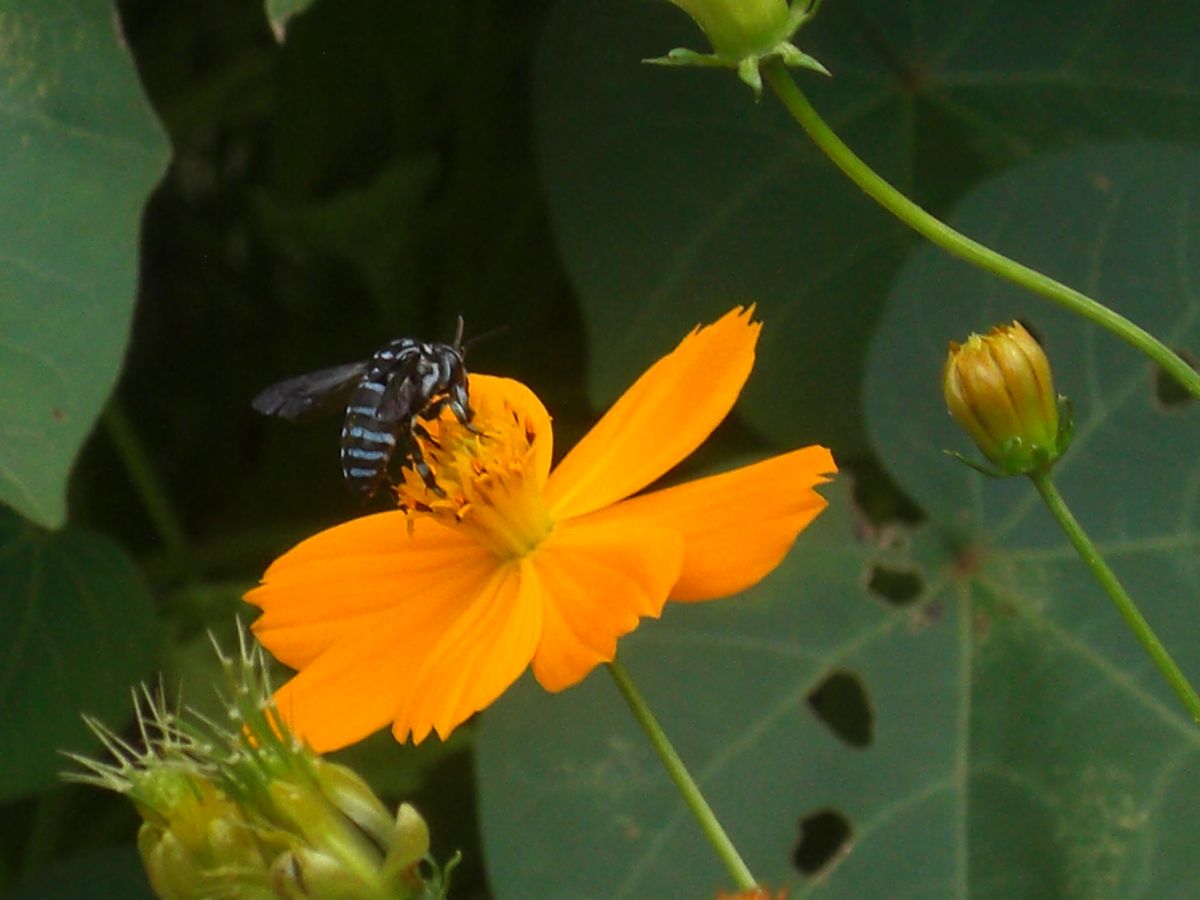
[451, 315, 465, 351]
[461, 324, 510, 356]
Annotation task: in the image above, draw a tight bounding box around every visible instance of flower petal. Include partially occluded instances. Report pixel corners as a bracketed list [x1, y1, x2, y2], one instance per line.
[267, 557, 533, 751]
[393, 560, 543, 743]
[544, 306, 760, 519]
[247, 511, 494, 669]
[269, 610, 437, 752]
[598, 445, 836, 601]
[529, 516, 684, 692]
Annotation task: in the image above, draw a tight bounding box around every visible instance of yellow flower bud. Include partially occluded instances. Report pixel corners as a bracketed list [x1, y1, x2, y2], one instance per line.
[943, 322, 1068, 475]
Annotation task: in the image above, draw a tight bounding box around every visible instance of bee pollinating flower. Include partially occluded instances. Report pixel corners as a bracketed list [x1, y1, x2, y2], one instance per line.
[246, 307, 837, 750]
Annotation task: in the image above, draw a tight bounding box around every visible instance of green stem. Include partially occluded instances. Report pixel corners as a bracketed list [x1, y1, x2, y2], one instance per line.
[103, 401, 194, 580]
[1030, 470, 1200, 724]
[761, 59, 1200, 400]
[606, 658, 758, 891]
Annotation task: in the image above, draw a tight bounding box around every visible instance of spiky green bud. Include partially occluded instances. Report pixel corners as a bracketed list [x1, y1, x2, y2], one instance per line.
[65, 627, 456, 900]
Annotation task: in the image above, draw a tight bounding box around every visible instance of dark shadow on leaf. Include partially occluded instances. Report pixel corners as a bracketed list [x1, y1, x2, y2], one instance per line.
[1153, 349, 1199, 410]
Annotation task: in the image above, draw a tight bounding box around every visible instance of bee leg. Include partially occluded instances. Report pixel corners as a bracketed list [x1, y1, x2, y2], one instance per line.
[406, 440, 446, 497]
[423, 394, 480, 430]
[411, 421, 441, 449]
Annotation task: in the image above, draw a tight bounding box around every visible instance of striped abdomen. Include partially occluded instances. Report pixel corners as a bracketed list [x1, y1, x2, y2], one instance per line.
[339, 379, 397, 498]
[338, 339, 422, 498]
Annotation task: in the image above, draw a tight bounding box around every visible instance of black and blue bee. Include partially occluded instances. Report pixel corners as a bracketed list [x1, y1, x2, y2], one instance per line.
[252, 319, 473, 500]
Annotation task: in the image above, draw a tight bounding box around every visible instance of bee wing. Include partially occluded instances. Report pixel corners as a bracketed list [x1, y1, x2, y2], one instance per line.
[252, 360, 368, 422]
[377, 371, 419, 424]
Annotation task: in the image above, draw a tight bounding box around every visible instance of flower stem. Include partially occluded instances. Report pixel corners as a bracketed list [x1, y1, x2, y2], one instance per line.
[761, 59, 1200, 401]
[103, 401, 195, 581]
[1029, 470, 1200, 724]
[606, 657, 758, 891]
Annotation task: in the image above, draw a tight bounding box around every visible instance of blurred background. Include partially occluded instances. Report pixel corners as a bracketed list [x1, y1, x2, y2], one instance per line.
[5, 1, 1200, 897]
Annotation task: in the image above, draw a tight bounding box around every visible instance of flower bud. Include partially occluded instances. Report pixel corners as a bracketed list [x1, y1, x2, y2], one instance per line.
[943, 321, 1069, 475]
[382, 803, 432, 888]
[132, 768, 270, 900]
[666, 0, 792, 61]
[66, 628, 457, 900]
[648, 0, 829, 96]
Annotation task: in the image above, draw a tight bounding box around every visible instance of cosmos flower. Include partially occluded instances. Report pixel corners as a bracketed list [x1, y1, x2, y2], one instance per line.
[246, 307, 836, 750]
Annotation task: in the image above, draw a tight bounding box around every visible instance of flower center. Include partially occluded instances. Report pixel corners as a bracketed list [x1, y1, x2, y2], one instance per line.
[392, 396, 554, 559]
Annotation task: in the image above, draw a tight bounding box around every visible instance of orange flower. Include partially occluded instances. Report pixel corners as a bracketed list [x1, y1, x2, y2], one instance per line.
[245, 307, 835, 750]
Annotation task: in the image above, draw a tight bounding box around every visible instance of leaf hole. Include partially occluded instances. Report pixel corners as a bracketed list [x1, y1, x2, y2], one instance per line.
[806, 669, 873, 748]
[1153, 349, 1199, 410]
[793, 808, 853, 877]
[865, 563, 923, 607]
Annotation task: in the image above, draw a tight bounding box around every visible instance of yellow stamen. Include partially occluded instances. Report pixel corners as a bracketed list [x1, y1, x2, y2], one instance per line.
[393, 399, 554, 559]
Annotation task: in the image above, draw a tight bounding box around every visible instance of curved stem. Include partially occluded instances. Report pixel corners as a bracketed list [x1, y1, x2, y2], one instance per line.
[103, 401, 195, 581]
[1030, 470, 1200, 724]
[762, 59, 1200, 400]
[606, 658, 758, 891]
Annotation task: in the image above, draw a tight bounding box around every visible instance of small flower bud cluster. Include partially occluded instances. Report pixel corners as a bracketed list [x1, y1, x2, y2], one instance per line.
[66, 630, 455, 900]
[942, 321, 1072, 476]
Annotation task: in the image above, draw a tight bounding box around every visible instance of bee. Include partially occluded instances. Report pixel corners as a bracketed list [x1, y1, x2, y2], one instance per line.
[252, 318, 473, 500]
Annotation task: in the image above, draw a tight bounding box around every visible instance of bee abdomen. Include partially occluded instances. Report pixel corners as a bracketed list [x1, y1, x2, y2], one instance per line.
[339, 389, 399, 495]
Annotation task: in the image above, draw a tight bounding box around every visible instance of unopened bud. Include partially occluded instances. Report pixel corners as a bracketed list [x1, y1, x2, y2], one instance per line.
[648, 0, 828, 96]
[382, 803, 432, 887]
[310, 757, 395, 850]
[667, 0, 792, 60]
[943, 321, 1070, 475]
[133, 768, 269, 900]
[66, 628, 458, 900]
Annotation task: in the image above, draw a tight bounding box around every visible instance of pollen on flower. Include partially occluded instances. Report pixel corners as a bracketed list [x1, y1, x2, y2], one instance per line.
[393, 381, 555, 559]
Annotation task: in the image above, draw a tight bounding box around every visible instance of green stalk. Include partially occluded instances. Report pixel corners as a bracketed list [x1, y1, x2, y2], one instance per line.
[606, 658, 758, 891]
[104, 401, 194, 580]
[761, 59, 1200, 400]
[1030, 470, 1200, 724]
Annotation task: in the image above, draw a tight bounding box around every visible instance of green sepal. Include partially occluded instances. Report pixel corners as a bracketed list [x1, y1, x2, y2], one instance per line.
[943, 449, 1009, 478]
[645, 41, 829, 99]
[776, 41, 830, 76]
[1055, 394, 1075, 456]
[643, 47, 731, 69]
[738, 56, 764, 95]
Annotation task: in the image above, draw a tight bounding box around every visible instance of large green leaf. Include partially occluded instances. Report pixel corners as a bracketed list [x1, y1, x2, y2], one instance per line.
[0, 1, 168, 528]
[534, 0, 1200, 452]
[477, 481, 967, 898]
[861, 142, 1200, 896]
[476, 143, 1200, 897]
[0, 509, 157, 799]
